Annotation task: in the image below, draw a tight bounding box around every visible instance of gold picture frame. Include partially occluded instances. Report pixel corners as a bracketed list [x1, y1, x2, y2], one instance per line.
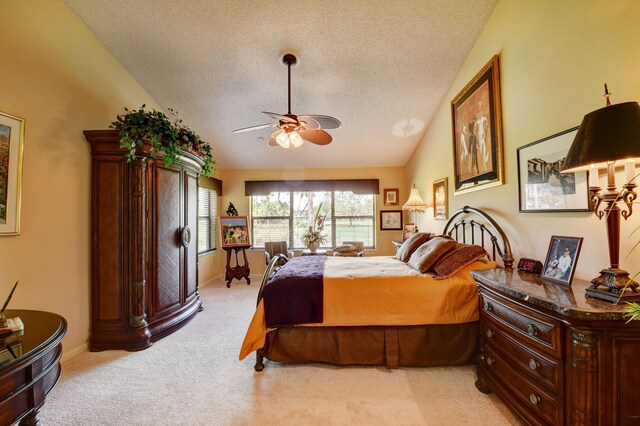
[433, 177, 448, 220]
[451, 55, 504, 195]
[0, 111, 25, 235]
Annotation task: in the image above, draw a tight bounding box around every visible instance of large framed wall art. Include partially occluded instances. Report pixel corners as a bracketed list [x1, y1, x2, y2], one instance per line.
[451, 55, 504, 195]
[0, 111, 25, 235]
[517, 127, 591, 212]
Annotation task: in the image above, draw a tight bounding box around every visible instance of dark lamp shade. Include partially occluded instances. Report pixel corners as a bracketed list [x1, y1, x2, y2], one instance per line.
[561, 101, 640, 173]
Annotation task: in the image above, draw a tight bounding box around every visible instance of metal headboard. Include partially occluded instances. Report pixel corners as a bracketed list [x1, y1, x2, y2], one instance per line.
[442, 206, 514, 269]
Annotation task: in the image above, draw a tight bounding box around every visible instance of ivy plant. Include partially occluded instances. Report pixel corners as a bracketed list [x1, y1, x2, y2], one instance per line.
[110, 105, 216, 175]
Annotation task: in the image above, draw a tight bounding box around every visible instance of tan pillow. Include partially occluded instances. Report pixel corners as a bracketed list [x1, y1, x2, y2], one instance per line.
[407, 237, 458, 273]
[395, 232, 432, 262]
[432, 244, 488, 278]
[334, 244, 356, 253]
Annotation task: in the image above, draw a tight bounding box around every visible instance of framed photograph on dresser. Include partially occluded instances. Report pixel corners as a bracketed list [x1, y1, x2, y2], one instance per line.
[540, 235, 583, 285]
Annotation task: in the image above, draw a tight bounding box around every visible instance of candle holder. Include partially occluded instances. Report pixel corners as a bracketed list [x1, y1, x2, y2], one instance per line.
[585, 166, 640, 302]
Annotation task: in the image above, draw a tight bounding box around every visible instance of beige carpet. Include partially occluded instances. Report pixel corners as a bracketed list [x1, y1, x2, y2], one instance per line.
[41, 276, 521, 425]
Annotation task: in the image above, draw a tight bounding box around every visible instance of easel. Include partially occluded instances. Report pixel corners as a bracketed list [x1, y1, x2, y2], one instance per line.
[224, 246, 250, 288]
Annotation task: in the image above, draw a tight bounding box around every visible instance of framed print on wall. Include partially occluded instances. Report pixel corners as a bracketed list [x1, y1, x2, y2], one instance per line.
[383, 188, 399, 206]
[540, 235, 583, 286]
[517, 127, 591, 212]
[220, 216, 251, 248]
[0, 111, 25, 235]
[433, 177, 448, 220]
[451, 55, 504, 195]
[380, 210, 402, 230]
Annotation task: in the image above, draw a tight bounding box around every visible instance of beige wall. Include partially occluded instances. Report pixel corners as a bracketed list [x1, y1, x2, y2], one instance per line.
[210, 167, 407, 277]
[0, 1, 161, 359]
[406, 0, 640, 280]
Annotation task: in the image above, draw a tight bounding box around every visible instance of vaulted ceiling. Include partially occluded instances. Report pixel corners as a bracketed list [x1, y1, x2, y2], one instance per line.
[63, 0, 496, 169]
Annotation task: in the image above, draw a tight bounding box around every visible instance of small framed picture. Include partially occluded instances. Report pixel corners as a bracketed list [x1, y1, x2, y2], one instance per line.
[433, 178, 448, 220]
[219, 216, 251, 248]
[541, 235, 583, 286]
[384, 188, 399, 206]
[402, 223, 416, 241]
[380, 210, 403, 230]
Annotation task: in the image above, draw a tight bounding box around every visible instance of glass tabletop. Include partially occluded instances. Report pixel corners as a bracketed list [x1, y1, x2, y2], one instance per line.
[0, 309, 66, 370]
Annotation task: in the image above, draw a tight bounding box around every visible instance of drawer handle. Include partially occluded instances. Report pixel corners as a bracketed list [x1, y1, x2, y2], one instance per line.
[486, 357, 494, 366]
[526, 324, 539, 336]
[483, 301, 493, 312]
[528, 358, 539, 371]
[529, 393, 541, 405]
[486, 329, 494, 338]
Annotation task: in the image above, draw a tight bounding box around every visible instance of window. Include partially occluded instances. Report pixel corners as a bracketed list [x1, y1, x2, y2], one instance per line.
[251, 191, 375, 249]
[198, 188, 217, 253]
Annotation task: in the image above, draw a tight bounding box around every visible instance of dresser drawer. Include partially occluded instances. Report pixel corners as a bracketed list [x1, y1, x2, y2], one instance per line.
[480, 291, 562, 357]
[483, 344, 564, 426]
[482, 321, 563, 395]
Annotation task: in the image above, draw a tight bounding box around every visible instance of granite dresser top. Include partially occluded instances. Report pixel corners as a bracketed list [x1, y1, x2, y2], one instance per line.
[471, 268, 634, 321]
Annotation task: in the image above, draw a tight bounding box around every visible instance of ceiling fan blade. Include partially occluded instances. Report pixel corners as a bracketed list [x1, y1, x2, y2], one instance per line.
[298, 129, 333, 145]
[232, 123, 278, 133]
[298, 114, 341, 129]
[267, 129, 284, 147]
[297, 116, 321, 130]
[261, 111, 297, 123]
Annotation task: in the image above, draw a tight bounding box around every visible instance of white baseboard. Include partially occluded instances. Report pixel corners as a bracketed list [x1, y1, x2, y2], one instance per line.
[62, 343, 88, 364]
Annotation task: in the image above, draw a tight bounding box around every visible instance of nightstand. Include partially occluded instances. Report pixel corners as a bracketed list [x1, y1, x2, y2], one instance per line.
[472, 268, 640, 425]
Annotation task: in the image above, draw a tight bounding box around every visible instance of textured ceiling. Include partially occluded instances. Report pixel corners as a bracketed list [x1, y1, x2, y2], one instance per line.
[62, 0, 496, 170]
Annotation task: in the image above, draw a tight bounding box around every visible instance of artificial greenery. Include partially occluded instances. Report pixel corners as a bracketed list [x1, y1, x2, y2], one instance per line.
[302, 203, 328, 246]
[624, 301, 640, 322]
[110, 105, 216, 175]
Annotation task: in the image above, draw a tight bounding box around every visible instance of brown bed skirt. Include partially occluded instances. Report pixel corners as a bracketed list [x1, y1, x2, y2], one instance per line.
[262, 322, 479, 369]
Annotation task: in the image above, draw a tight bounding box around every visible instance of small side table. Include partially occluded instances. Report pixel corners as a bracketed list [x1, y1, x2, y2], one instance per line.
[224, 246, 250, 288]
[301, 249, 328, 256]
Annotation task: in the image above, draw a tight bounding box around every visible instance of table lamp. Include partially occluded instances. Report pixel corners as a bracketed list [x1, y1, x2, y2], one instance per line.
[561, 85, 640, 302]
[402, 183, 431, 233]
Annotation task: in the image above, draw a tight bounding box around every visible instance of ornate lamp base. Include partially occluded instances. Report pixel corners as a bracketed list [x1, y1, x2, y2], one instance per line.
[586, 268, 640, 303]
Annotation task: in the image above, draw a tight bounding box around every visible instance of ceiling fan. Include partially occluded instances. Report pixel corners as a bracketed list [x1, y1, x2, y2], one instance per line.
[232, 52, 341, 148]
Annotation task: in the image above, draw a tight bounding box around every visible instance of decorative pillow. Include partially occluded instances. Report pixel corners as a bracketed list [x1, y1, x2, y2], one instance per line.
[395, 232, 432, 262]
[334, 244, 356, 253]
[407, 237, 458, 273]
[432, 243, 489, 279]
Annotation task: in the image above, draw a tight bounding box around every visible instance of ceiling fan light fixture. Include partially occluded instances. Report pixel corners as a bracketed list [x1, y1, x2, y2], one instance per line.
[290, 131, 304, 148]
[275, 131, 291, 148]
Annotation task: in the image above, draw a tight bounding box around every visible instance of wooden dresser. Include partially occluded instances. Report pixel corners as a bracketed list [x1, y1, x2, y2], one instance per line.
[86, 130, 203, 351]
[472, 269, 640, 425]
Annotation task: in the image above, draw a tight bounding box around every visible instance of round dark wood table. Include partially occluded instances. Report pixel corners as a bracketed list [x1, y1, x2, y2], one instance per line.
[0, 309, 67, 426]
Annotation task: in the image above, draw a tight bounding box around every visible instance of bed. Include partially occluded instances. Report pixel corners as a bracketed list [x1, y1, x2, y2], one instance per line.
[240, 206, 513, 371]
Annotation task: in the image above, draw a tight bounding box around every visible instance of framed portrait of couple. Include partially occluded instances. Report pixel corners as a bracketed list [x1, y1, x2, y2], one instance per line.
[541, 235, 583, 286]
[451, 55, 504, 195]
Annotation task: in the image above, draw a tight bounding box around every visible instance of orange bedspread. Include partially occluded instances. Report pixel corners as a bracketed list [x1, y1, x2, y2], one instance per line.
[239, 256, 498, 360]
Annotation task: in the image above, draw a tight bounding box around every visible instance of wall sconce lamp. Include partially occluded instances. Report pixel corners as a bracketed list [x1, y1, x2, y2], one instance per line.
[402, 183, 431, 233]
[561, 85, 640, 302]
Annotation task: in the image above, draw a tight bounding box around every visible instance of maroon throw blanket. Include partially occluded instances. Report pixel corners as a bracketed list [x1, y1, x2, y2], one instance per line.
[263, 255, 326, 328]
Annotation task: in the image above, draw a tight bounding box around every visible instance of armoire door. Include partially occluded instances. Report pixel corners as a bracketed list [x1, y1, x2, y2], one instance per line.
[149, 162, 183, 322]
[184, 170, 199, 303]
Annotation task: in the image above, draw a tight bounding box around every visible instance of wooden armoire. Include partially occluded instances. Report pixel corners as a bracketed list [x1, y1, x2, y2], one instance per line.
[85, 130, 203, 351]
